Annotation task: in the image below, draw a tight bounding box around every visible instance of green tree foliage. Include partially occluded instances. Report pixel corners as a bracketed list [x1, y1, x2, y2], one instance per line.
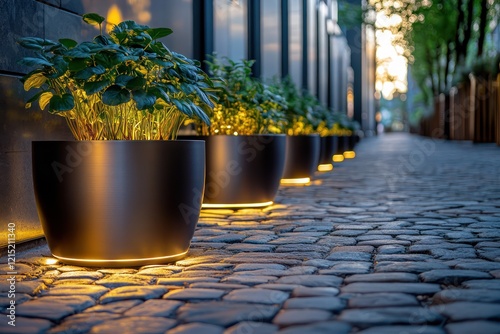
[367, 0, 499, 104]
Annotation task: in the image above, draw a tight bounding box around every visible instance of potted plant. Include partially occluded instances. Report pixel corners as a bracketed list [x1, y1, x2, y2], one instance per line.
[316, 106, 338, 172]
[333, 113, 359, 160]
[184, 56, 287, 208]
[274, 78, 320, 184]
[19, 13, 217, 266]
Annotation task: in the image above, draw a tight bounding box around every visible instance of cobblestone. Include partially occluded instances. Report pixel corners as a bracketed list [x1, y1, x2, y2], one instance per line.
[3, 133, 500, 333]
[347, 293, 419, 308]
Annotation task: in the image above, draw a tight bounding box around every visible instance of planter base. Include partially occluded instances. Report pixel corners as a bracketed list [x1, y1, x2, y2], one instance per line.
[280, 177, 311, 185]
[317, 163, 333, 172]
[202, 200, 274, 209]
[52, 250, 189, 267]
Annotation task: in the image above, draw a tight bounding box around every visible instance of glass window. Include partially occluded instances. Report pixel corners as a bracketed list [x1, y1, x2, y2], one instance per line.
[307, 0, 317, 95]
[77, 0, 193, 58]
[261, 0, 281, 80]
[289, 0, 302, 87]
[214, 0, 247, 60]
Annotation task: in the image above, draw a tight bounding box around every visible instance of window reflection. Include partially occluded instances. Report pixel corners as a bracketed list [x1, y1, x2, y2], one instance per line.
[261, 0, 281, 79]
[80, 0, 193, 57]
[307, 0, 317, 95]
[289, 0, 302, 88]
[214, 0, 247, 60]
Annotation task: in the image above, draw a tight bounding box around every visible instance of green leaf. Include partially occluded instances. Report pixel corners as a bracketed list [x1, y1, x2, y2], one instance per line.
[132, 90, 157, 110]
[84, 80, 110, 95]
[172, 99, 192, 117]
[190, 103, 211, 125]
[49, 93, 74, 112]
[68, 58, 88, 71]
[74, 65, 106, 80]
[102, 85, 131, 106]
[146, 27, 173, 40]
[194, 86, 215, 108]
[59, 38, 78, 49]
[82, 13, 105, 26]
[17, 37, 58, 50]
[19, 57, 53, 67]
[115, 75, 134, 87]
[65, 48, 91, 58]
[149, 87, 170, 103]
[125, 77, 146, 90]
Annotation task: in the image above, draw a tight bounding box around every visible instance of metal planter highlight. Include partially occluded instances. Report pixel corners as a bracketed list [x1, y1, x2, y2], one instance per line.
[282, 135, 320, 182]
[318, 135, 338, 165]
[32, 140, 205, 267]
[183, 135, 286, 208]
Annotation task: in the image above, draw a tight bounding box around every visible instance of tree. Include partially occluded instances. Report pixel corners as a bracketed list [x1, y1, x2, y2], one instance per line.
[366, 0, 499, 106]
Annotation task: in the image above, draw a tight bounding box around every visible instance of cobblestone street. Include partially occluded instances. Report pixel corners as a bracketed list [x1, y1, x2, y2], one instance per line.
[1, 133, 500, 334]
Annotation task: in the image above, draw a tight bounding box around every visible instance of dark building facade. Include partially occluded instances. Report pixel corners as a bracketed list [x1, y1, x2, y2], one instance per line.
[0, 0, 373, 245]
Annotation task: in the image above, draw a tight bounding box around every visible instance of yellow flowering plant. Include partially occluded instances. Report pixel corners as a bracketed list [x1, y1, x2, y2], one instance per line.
[193, 56, 287, 135]
[18, 13, 217, 140]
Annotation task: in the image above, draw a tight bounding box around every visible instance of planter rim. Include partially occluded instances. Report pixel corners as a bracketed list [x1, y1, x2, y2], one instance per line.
[32, 139, 206, 143]
[286, 134, 320, 137]
[184, 134, 286, 137]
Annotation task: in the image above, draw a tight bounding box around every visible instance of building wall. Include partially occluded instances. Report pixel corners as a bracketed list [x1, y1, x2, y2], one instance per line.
[0, 0, 194, 246]
[1, 0, 363, 246]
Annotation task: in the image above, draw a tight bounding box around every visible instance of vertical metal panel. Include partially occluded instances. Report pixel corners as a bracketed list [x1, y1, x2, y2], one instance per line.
[193, 0, 214, 71]
[248, 0, 261, 76]
[281, 0, 289, 78]
[301, 0, 308, 90]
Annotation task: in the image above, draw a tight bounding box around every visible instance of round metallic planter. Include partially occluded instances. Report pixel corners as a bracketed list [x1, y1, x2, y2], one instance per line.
[318, 136, 338, 165]
[181, 135, 286, 208]
[347, 135, 357, 151]
[282, 134, 320, 179]
[32, 140, 205, 267]
[335, 135, 349, 155]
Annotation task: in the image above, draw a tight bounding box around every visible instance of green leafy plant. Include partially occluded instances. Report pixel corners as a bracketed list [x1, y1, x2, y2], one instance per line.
[193, 56, 287, 135]
[273, 77, 320, 135]
[18, 13, 217, 140]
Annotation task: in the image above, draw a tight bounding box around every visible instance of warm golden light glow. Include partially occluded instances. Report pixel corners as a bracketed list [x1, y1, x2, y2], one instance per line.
[52, 250, 189, 264]
[106, 5, 123, 33]
[333, 154, 345, 162]
[318, 164, 334, 172]
[202, 201, 273, 209]
[343, 151, 356, 159]
[43, 258, 59, 265]
[281, 177, 311, 185]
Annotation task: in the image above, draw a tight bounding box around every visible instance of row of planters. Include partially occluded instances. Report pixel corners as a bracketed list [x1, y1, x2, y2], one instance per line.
[418, 55, 500, 146]
[20, 14, 359, 267]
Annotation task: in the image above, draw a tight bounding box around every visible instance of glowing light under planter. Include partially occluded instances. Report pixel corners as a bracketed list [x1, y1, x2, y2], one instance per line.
[344, 151, 356, 159]
[318, 164, 334, 172]
[281, 177, 311, 185]
[52, 250, 189, 264]
[43, 258, 59, 265]
[202, 201, 274, 209]
[333, 154, 345, 162]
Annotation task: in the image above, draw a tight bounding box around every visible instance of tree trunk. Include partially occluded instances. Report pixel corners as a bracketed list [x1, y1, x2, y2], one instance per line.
[477, 0, 489, 57]
[454, 0, 465, 65]
[462, 0, 475, 60]
[444, 41, 452, 92]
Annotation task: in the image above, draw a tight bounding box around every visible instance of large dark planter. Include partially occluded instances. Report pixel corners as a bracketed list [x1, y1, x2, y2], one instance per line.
[318, 136, 338, 165]
[335, 135, 349, 155]
[182, 135, 286, 208]
[347, 135, 356, 151]
[282, 134, 320, 182]
[32, 140, 205, 267]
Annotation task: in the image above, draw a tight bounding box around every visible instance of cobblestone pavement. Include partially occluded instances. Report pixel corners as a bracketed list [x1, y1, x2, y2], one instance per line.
[2, 133, 500, 334]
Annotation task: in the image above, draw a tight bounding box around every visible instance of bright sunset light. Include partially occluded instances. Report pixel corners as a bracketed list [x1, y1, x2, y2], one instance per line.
[373, 1, 409, 100]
